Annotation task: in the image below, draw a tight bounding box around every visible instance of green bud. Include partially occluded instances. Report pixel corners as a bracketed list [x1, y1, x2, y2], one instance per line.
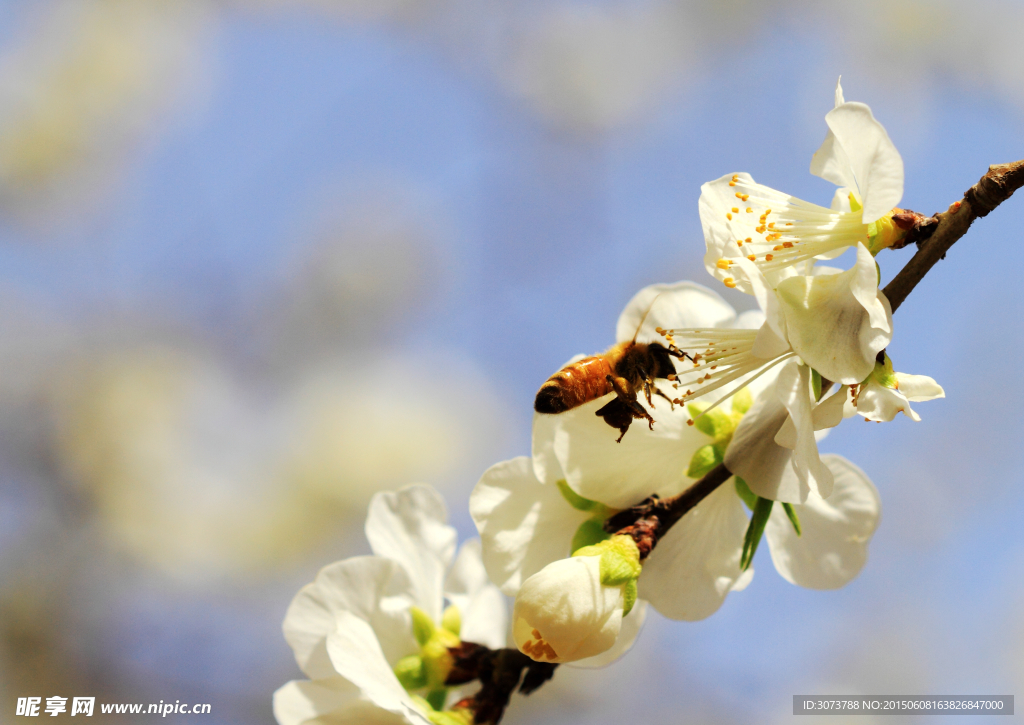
[740, 497, 774, 570]
[393, 654, 428, 691]
[441, 604, 461, 637]
[557, 479, 600, 512]
[686, 403, 735, 440]
[428, 708, 474, 725]
[733, 476, 757, 511]
[870, 353, 898, 389]
[782, 502, 802, 536]
[811, 369, 822, 400]
[410, 606, 436, 646]
[426, 689, 448, 713]
[570, 518, 610, 554]
[686, 443, 722, 479]
[731, 386, 753, 415]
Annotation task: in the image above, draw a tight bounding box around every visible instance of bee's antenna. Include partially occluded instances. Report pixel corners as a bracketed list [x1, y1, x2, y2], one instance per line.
[632, 293, 662, 344]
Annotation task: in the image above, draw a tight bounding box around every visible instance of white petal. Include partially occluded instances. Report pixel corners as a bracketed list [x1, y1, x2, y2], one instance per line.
[819, 103, 903, 223]
[637, 483, 750, 621]
[765, 454, 880, 590]
[569, 600, 647, 669]
[273, 678, 417, 725]
[283, 557, 417, 679]
[810, 127, 856, 192]
[811, 386, 848, 431]
[776, 244, 891, 384]
[444, 539, 508, 649]
[366, 485, 458, 622]
[834, 77, 845, 107]
[553, 393, 704, 508]
[615, 280, 737, 345]
[855, 378, 919, 422]
[325, 613, 425, 721]
[725, 386, 800, 503]
[775, 362, 834, 501]
[895, 372, 945, 402]
[470, 456, 588, 595]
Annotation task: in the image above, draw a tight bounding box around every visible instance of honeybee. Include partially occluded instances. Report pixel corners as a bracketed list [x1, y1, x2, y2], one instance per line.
[534, 301, 691, 442]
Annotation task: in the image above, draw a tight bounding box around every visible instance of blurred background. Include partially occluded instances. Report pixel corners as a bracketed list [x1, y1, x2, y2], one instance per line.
[0, 0, 1021, 723]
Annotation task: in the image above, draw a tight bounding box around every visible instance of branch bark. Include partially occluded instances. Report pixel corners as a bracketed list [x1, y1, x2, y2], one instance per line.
[883, 160, 1024, 313]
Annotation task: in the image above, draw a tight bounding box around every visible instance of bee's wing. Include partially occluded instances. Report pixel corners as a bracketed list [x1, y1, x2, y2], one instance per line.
[615, 281, 738, 344]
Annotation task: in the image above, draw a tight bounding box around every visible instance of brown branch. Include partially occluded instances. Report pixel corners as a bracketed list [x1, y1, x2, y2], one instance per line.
[447, 643, 556, 724]
[883, 160, 1024, 313]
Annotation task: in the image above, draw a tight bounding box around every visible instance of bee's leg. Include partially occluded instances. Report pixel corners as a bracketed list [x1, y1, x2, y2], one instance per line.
[666, 346, 694, 363]
[606, 375, 655, 431]
[653, 386, 675, 410]
[637, 367, 656, 408]
[594, 398, 634, 442]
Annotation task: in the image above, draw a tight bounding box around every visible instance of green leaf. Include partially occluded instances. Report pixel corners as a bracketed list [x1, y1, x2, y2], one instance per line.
[441, 605, 461, 636]
[686, 443, 722, 478]
[740, 497, 774, 570]
[731, 387, 753, 415]
[394, 655, 427, 691]
[622, 579, 637, 616]
[410, 606, 436, 646]
[570, 518, 610, 554]
[686, 404, 734, 439]
[782, 502, 802, 536]
[557, 479, 599, 512]
[733, 477, 757, 511]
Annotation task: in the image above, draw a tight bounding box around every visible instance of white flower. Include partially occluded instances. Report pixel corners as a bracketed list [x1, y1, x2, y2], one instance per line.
[274, 485, 507, 725]
[639, 455, 880, 619]
[845, 354, 945, 423]
[663, 246, 892, 408]
[701, 78, 905, 294]
[470, 457, 648, 669]
[511, 536, 640, 664]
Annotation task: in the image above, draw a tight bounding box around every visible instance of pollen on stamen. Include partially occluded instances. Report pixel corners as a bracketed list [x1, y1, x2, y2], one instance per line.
[765, 254, 774, 261]
[783, 242, 793, 248]
[736, 239, 744, 246]
[716, 259, 732, 270]
[773, 245, 783, 251]
[745, 237, 752, 243]
[726, 213, 733, 220]
[746, 207, 752, 213]
[731, 207, 739, 213]
[723, 278, 737, 288]
[687, 419, 695, 426]
[747, 255, 755, 261]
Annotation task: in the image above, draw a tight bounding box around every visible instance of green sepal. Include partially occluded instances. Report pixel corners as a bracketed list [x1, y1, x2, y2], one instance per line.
[622, 579, 637, 616]
[686, 443, 722, 479]
[811, 369, 822, 401]
[441, 604, 461, 637]
[733, 476, 757, 511]
[428, 709, 474, 725]
[731, 387, 753, 415]
[571, 518, 610, 554]
[394, 654, 428, 691]
[410, 606, 436, 646]
[426, 689, 447, 713]
[740, 497, 774, 570]
[870, 353, 898, 389]
[574, 535, 641, 586]
[782, 502, 802, 536]
[686, 403, 735, 439]
[557, 479, 600, 512]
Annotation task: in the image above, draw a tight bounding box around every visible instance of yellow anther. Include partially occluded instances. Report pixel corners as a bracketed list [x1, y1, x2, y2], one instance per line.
[747, 254, 756, 261]
[773, 245, 783, 251]
[716, 259, 731, 270]
[765, 254, 774, 261]
[726, 213, 733, 220]
[746, 207, 752, 213]
[731, 207, 739, 213]
[783, 241, 793, 248]
[768, 222, 775, 229]
[745, 237, 752, 243]
[736, 239, 744, 246]
[723, 277, 737, 288]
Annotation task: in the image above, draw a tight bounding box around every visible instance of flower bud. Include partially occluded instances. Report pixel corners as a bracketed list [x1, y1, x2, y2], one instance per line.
[512, 536, 640, 664]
